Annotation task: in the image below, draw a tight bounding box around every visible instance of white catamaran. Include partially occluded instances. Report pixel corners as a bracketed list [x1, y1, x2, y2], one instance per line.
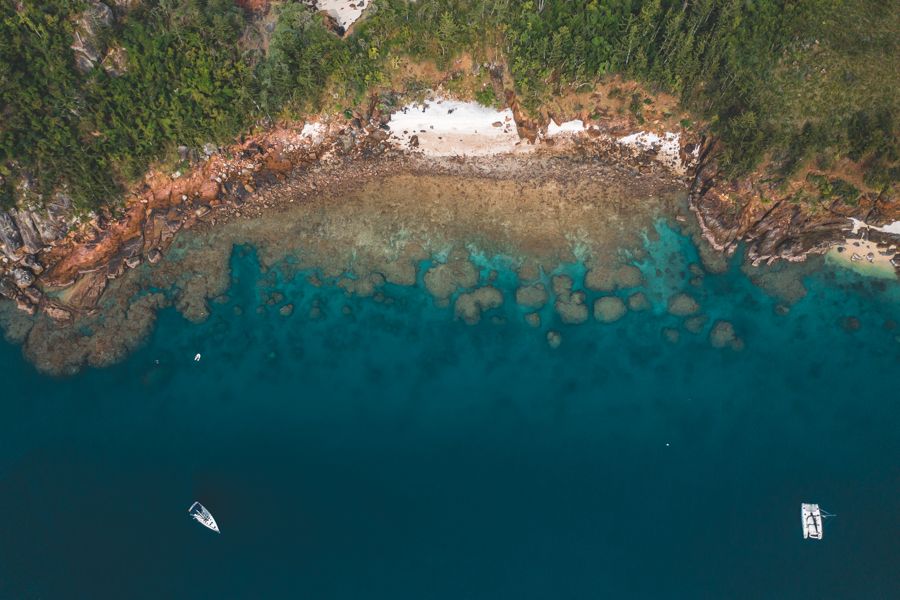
[801, 503, 834, 540]
[189, 501, 220, 533]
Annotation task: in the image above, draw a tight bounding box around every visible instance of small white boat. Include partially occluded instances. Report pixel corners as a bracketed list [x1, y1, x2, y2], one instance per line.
[189, 501, 220, 533]
[801, 503, 834, 540]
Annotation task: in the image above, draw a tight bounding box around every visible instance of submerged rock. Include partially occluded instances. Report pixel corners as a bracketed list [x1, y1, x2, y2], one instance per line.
[424, 250, 478, 306]
[585, 264, 643, 291]
[517, 260, 541, 283]
[546, 330, 562, 349]
[840, 316, 861, 332]
[684, 314, 708, 334]
[627, 292, 650, 311]
[279, 303, 294, 317]
[524, 312, 541, 328]
[551, 274, 574, 296]
[667, 292, 699, 316]
[709, 320, 738, 348]
[454, 286, 503, 324]
[515, 283, 548, 309]
[555, 291, 588, 324]
[662, 327, 680, 344]
[614, 265, 644, 289]
[594, 296, 626, 323]
[584, 266, 615, 291]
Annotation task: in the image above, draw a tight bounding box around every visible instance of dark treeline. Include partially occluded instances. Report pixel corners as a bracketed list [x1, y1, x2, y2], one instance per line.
[1, 0, 896, 210]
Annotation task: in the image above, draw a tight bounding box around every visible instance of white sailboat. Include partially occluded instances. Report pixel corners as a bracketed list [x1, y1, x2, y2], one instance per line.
[189, 501, 220, 533]
[801, 503, 834, 540]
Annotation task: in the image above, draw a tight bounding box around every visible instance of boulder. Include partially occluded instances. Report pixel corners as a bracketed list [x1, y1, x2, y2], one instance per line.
[20, 254, 44, 275]
[20, 285, 41, 305]
[0, 277, 18, 299]
[44, 304, 74, 324]
[30, 208, 68, 244]
[101, 44, 128, 77]
[0, 211, 23, 255]
[11, 267, 35, 289]
[594, 296, 627, 323]
[71, 2, 114, 73]
[13, 210, 43, 254]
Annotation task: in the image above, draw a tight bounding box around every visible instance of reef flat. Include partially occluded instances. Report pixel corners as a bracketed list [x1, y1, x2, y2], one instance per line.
[4, 150, 897, 376]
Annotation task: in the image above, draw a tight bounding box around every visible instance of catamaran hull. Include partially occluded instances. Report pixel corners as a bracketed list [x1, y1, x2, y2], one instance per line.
[801, 503, 823, 540]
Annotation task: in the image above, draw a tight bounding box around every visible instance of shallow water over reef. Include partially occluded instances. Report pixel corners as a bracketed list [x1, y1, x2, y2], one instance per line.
[2, 207, 900, 597]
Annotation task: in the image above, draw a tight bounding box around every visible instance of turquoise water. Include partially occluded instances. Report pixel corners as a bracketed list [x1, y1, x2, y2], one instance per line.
[1, 224, 899, 599]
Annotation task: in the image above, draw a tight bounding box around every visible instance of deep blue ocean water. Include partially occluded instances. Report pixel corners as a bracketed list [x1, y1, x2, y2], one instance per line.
[1, 223, 898, 599]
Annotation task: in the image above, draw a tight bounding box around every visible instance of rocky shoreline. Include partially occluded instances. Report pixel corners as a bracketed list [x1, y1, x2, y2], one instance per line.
[689, 138, 900, 268]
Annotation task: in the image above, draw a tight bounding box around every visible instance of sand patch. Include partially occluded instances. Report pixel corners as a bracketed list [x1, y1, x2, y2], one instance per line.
[826, 238, 898, 279]
[316, 0, 369, 31]
[387, 97, 527, 157]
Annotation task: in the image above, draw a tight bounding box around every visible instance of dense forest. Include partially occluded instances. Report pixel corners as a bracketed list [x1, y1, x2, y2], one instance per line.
[1, 0, 896, 210]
